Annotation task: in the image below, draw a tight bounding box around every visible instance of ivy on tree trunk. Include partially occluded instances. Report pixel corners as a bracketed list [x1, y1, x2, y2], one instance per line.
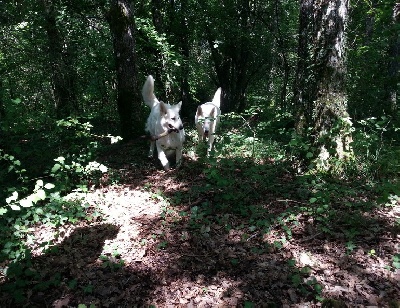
[386, 3, 399, 117]
[293, 0, 353, 166]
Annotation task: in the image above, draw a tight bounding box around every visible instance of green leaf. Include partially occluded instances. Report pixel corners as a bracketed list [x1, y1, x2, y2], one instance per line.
[314, 283, 323, 294]
[230, 258, 239, 265]
[35, 179, 44, 188]
[306, 152, 313, 158]
[0, 207, 8, 215]
[10, 203, 21, 210]
[51, 164, 61, 173]
[6, 191, 18, 203]
[309, 197, 318, 204]
[20, 198, 33, 208]
[31, 194, 42, 204]
[288, 259, 296, 267]
[44, 183, 55, 189]
[36, 189, 46, 200]
[54, 156, 65, 162]
[244, 301, 255, 308]
[393, 254, 400, 269]
[68, 279, 78, 289]
[300, 266, 312, 275]
[291, 273, 302, 287]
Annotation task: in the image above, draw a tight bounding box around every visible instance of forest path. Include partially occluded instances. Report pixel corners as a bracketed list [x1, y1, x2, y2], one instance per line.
[2, 140, 399, 307]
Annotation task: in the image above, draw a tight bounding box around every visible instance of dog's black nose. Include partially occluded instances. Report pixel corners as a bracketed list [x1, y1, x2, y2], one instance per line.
[179, 124, 184, 130]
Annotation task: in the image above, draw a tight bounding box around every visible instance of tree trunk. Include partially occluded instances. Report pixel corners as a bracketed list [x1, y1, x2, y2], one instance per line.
[179, 0, 191, 117]
[168, 0, 191, 118]
[107, 0, 141, 141]
[274, 0, 290, 111]
[0, 79, 5, 123]
[150, 0, 166, 82]
[204, 0, 251, 114]
[293, 0, 353, 165]
[42, 0, 77, 119]
[386, 3, 400, 117]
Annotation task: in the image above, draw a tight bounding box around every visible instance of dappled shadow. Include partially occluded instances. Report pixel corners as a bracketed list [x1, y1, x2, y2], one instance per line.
[3, 125, 398, 306]
[94, 140, 400, 305]
[0, 223, 157, 307]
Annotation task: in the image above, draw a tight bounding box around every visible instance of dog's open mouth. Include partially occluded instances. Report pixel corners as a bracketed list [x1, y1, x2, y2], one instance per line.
[168, 127, 179, 133]
[168, 124, 181, 133]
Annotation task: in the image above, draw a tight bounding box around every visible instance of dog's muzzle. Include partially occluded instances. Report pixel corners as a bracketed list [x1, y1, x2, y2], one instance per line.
[168, 124, 183, 133]
[204, 130, 209, 137]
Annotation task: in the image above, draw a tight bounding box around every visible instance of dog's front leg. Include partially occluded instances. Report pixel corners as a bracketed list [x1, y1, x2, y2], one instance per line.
[176, 146, 183, 168]
[207, 135, 214, 156]
[196, 124, 204, 142]
[156, 143, 170, 171]
[148, 140, 155, 158]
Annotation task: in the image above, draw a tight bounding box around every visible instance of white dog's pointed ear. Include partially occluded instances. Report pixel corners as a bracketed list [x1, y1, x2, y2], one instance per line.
[196, 106, 203, 117]
[210, 107, 216, 117]
[177, 101, 182, 110]
[160, 101, 167, 115]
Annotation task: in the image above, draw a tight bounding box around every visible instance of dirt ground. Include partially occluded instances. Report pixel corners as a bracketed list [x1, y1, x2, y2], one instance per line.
[1, 141, 399, 307]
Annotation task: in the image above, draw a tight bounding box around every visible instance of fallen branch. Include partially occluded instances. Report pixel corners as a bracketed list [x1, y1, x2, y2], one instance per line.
[141, 128, 179, 141]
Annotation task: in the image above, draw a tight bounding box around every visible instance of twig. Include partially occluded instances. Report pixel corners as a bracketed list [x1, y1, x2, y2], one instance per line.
[276, 199, 309, 205]
[299, 232, 322, 243]
[246, 233, 259, 241]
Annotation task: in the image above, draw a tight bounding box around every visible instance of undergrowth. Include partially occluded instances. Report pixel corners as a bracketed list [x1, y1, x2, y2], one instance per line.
[1, 106, 399, 304]
[167, 108, 399, 303]
[0, 117, 113, 301]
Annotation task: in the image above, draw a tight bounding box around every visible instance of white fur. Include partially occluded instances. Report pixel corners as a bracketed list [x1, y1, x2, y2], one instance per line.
[142, 75, 185, 171]
[195, 87, 221, 155]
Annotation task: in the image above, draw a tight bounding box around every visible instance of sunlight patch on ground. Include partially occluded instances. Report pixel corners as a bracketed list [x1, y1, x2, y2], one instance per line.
[82, 185, 166, 262]
[84, 185, 162, 220]
[28, 186, 163, 258]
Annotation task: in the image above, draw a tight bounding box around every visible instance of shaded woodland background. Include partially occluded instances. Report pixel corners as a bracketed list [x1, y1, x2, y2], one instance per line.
[0, 0, 399, 307]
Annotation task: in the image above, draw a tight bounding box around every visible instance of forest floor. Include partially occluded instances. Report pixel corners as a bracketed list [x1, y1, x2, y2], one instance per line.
[1, 138, 399, 307]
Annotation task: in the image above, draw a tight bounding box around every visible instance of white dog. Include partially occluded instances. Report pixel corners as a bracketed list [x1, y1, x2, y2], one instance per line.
[195, 87, 221, 155]
[142, 75, 185, 171]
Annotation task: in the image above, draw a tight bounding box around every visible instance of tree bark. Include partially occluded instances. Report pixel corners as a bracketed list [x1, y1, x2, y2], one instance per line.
[386, 3, 399, 117]
[0, 79, 5, 123]
[274, 0, 291, 111]
[107, 0, 141, 141]
[178, 0, 191, 118]
[42, 0, 77, 119]
[293, 0, 353, 165]
[203, 0, 252, 113]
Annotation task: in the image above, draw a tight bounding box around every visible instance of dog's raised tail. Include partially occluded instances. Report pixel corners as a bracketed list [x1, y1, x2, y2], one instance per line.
[212, 87, 222, 108]
[142, 75, 159, 108]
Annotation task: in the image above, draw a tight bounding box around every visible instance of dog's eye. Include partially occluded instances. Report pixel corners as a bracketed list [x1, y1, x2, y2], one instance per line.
[171, 117, 176, 121]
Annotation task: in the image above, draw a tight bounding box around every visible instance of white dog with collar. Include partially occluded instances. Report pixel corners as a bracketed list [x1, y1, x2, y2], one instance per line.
[142, 75, 185, 170]
[195, 87, 221, 156]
